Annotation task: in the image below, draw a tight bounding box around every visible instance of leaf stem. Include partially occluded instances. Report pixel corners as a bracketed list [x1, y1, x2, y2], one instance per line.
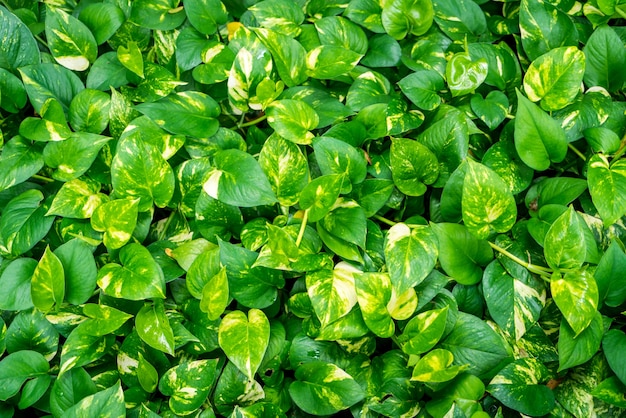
[373, 214, 397, 227]
[488, 241, 553, 277]
[295, 209, 309, 247]
[611, 134, 626, 163]
[32, 174, 54, 183]
[568, 143, 586, 161]
[238, 114, 267, 129]
[158, 209, 177, 241]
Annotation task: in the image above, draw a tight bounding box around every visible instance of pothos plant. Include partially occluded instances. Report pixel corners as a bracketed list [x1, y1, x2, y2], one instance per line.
[0, 0, 626, 416]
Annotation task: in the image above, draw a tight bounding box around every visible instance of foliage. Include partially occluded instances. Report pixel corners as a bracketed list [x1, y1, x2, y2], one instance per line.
[1, 0, 626, 417]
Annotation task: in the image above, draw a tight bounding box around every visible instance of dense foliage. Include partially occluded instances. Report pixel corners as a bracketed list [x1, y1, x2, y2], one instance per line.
[1, 0, 626, 416]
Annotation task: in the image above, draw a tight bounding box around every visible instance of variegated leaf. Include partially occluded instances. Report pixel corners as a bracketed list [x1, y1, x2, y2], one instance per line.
[398, 307, 449, 355]
[411, 348, 466, 383]
[159, 359, 221, 415]
[355, 272, 394, 337]
[136, 301, 175, 355]
[31, 246, 65, 312]
[90, 198, 139, 250]
[47, 177, 108, 219]
[306, 262, 359, 326]
[45, 6, 97, 71]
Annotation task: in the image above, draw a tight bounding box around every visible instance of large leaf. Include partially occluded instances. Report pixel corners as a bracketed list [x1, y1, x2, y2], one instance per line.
[583, 24, 626, 92]
[543, 206, 586, 271]
[91, 198, 139, 250]
[519, 0, 578, 61]
[47, 177, 108, 219]
[306, 45, 363, 79]
[557, 312, 603, 371]
[266, 99, 319, 145]
[253, 27, 307, 87]
[551, 270, 599, 337]
[218, 309, 270, 380]
[31, 246, 65, 313]
[18, 63, 85, 115]
[603, 329, 626, 386]
[0, 5, 40, 72]
[0, 351, 49, 401]
[45, 6, 97, 71]
[0, 258, 37, 311]
[587, 153, 626, 226]
[0, 136, 44, 193]
[62, 381, 125, 418]
[397, 307, 448, 355]
[289, 362, 365, 415]
[382, 0, 434, 39]
[306, 262, 359, 326]
[313, 136, 367, 192]
[184, 0, 228, 35]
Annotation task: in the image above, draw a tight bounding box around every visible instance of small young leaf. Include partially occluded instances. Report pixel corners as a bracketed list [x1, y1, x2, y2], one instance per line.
[31, 246, 65, 312]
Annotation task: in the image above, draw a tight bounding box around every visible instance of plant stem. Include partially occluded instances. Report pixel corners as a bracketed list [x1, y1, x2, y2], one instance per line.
[568, 143, 586, 161]
[295, 209, 309, 247]
[32, 174, 54, 183]
[158, 209, 177, 241]
[488, 241, 553, 277]
[238, 114, 267, 129]
[611, 134, 626, 163]
[373, 214, 397, 227]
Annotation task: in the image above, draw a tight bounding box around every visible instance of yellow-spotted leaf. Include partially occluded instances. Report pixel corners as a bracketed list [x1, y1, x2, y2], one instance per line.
[117, 42, 144, 78]
[289, 361, 365, 416]
[0, 5, 40, 72]
[306, 45, 363, 79]
[31, 246, 65, 313]
[355, 272, 394, 337]
[299, 174, 343, 222]
[387, 287, 418, 320]
[45, 6, 97, 71]
[523, 46, 585, 111]
[90, 198, 139, 250]
[47, 178, 108, 219]
[551, 270, 598, 336]
[252, 27, 308, 87]
[397, 307, 448, 355]
[200, 266, 229, 320]
[390, 137, 439, 196]
[411, 348, 466, 383]
[62, 381, 125, 418]
[306, 262, 359, 327]
[487, 357, 555, 416]
[96, 243, 166, 300]
[218, 309, 270, 380]
[587, 153, 626, 226]
[384, 222, 438, 294]
[266, 99, 318, 145]
[159, 359, 220, 416]
[136, 301, 175, 355]
[259, 134, 309, 206]
[544, 206, 586, 271]
[462, 160, 517, 239]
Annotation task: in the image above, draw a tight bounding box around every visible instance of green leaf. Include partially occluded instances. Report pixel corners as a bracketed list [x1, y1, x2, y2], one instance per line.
[382, 0, 434, 39]
[584, 25, 626, 92]
[80, 304, 133, 336]
[0, 5, 40, 72]
[315, 16, 368, 55]
[136, 301, 175, 355]
[249, 0, 305, 37]
[78, 3, 125, 45]
[603, 329, 626, 386]
[587, 154, 626, 226]
[18, 63, 85, 115]
[0, 258, 36, 311]
[426, 373, 485, 417]
[470, 91, 509, 130]
[432, 0, 487, 41]
[384, 222, 438, 294]
[439, 312, 511, 378]
[43, 132, 110, 182]
[397, 307, 448, 355]
[361, 33, 401, 67]
[306, 45, 363, 79]
[318, 198, 367, 249]
[0, 68, 28, 113]
[544, 206, 586, 271]
[69, 89, 111, 134]
[519, 0, 578, 61]
[117, 41, 144, 78]
[411, 348, 466, 383]
[5, 309, 59, 360]
[551, 269, 599, 336]
[45, 6, 97, 71]
[514, 89, 568, 171]
[399, 69, 445, 111]
[200, 267, 230, 320]
[159, 359, 221, 415]
[62, 381, 125, 418]
[31, 246, 65, 312]
[47, 177, 108, 219]
[557, 312, 603, 371]
[313, 136, 367, 192]
[523, 46, 585, 111]
[91, 198, 139, 250]
[487, 357, 555, 416]
[203, 149, 277, 207]
[306, 262, 359, 327]
[96, 243, 166, 300]
[446, 52, 488, 97]
[253, 28, 308, 88]
[345, 0, 385, 33]
[0, 351, 49, 401]
[289, 361, 365, 415]
[130, 0, 186, 30]
[390, 137, 439, 196]
[584, 127, 621, 154]
[0, 189, 55, 258]
[0, 136, 44, 193]
[482, 139, 533, 195]
[135, 92, 221, 139]
[111, 134, 175, 212]
[355, 272, 394, 337]
[462, 160, 517, 239]
[595, 240, 626, 307]
[184, 0, 228, 35]
[218, 309, 270, 380]
[299, 174, 343, 222]
[50, 368, 97, 417]
[431, 223, 493, 285]
[591, 376, 626, 408]
[266, 99, 319, 145]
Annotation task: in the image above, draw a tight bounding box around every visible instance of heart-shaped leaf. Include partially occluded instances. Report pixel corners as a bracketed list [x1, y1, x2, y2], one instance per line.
[159, 359, 221, 415]
[470, 91, 509, 130]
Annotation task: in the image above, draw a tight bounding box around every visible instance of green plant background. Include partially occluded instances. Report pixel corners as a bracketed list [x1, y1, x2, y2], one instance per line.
[1, 0, 626, 416]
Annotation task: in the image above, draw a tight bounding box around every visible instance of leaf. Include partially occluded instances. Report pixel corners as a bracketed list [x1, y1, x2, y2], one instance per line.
[306, 45, 363, 79]
[306, 262, 359, 326]
[91, 198, 139, 250]
[557, 312, 603, 371]
[259, 134, 309, 206]
[355, 272, 394, 337]
[595, 240, 626, 307]
[184, 0, 228, 35]
[96, 243, 166, 300]
[470, 91, 509, 130]
[289, 362, 365, 415]
[544, 206, 586, 270]
[361, 33, 402, 67]
[432, 0, 487, 41]
[130, 0, 186, 30]
[439, 312, 511, 378]
[19, 63, 85, 115]
[5, 309, 59, 360]
[390, 137, 439, 196]
[587, 153, 626, 226]
[249, 0, 305, 37]
[519, 0, 578, 61]
[551, 270, 599, 336]
[218, 309, 270, 380]
[431, 223, 493, 285]
[203, 149, 277, 207]
[252, 28, 308, 87]
[446, 52, 488, 97]
[111, 134, 175, 212]
[47, 177, 108, 219]
[382, 0, 434, 39]
[399, 69, 445, 111]
[299, 174, 343, 222]
[313, 136, 367, 192]
[69, 89, 111, 134]
[117, 41, 144, 78]
[523, 46, 585, 111]
[487, 357, 555, 416]
[80, 304, 133, 336]
[136, 301, 175, 355]
[591, 376, 626, 408]
[514, 89, 568, 171]
[0, 136, 44, 193]
[583, 24, 626, 92]
[345, 0, 385, 33]
[411, 348, 466, 383]
[0, 5, 40, 72]
[159, 359, 220, 415]
[31, 246, 65, 312]
[45, 6, 97, 71]
[0, 258, 37, 311]
[0, 351, 49, 401]
[384, 222, 438, 294]
[77, 3, 125, 45]
[0, 68, 28, 113]
[602, 329, 626, 386]
[43, 132, 110, 181]
[62, 381, 125, 418]
[266, 99, 319, 145]
[397, 307, 448, 355]
[50, 368, 97, 417]
[200, 267, 230, 320]
[135, 92, 221, 139]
